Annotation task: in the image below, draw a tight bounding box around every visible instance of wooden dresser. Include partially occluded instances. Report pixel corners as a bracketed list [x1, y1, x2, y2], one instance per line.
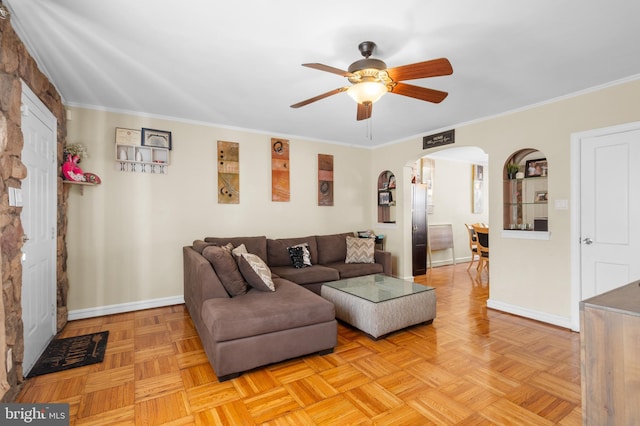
[580, 281, 640, 425]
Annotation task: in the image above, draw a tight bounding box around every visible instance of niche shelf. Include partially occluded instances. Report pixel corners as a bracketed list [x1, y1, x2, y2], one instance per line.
[503, 149, 549, 239]
[377, 170, 396, 223]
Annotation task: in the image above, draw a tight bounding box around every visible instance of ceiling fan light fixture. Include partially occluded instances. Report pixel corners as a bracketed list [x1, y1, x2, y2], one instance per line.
[347, 81, 388, 104]
[291, 41, 452, 119]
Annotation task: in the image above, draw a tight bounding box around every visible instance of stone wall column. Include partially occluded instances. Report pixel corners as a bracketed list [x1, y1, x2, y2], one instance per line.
[0, 15, 69, 401]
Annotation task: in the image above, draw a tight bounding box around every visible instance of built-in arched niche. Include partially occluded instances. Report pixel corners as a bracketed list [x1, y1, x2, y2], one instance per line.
[503, 149, 548, 235]
[377, 170, 396, 223]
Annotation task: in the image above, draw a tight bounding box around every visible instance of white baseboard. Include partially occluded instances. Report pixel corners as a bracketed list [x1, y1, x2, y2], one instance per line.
[67, 294, 575, 332]
[67, 295, 185, 321]
[486, 299, 575, 330]
[429, 259, 458, 267]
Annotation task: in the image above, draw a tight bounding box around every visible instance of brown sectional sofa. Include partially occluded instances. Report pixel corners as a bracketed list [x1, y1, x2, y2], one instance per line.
[183, 232, 392, 381]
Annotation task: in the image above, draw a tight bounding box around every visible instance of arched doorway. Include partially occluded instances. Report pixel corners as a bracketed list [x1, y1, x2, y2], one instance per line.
[406, 146, 489, 275]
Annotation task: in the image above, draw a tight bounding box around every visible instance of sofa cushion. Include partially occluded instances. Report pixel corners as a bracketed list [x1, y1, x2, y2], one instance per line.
[267, 236, 318, 267]
[270, 264, 339, 285]
[192, 240, 216, 254]
[193, 240, 234, 254]
[202, 246, 248, 297]
[324, 262, 384, 279]
[204, 236, 268, 263]
[201, 278, 335, 342]
[345, 236, 375, 263]
[316, 232, 353, 264]
[238, 253, 275, 291]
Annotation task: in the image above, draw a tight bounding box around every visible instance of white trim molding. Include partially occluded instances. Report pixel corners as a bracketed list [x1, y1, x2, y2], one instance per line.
[569, 120, 640, 332]
[68, 295, 185, 321]
[487, 298, 576, 331]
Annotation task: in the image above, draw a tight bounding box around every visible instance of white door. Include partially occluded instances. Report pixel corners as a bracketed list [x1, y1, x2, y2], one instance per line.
[574, 123, 640, 321]
[20, 82, 57, 373]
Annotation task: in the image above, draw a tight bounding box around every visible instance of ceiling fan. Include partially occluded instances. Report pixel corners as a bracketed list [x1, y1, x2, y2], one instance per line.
[291, 41, 453, 121]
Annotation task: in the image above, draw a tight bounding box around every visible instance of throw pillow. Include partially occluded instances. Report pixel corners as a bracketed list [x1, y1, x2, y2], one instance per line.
[232, 243, 248, 257]
[345, 236, 375, 264]
[202, 246, 248, 296]
[287, 246, 309, 268]
[238, 253, 275, 292]
[287, 243, 312, 268]
[297, 243, 312, 266]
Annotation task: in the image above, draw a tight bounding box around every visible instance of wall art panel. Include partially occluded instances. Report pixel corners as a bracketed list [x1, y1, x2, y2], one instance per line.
[472, 164, 483, 214]
[271, 138, 290, 202]
[217, 140, 239, 204]
[318, 154, 334, 206]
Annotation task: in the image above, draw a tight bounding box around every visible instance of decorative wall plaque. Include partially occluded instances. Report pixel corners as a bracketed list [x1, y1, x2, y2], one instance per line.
[217, 141, 239, 204]
[142, 128, 172, 150]
[318, 154, 334, 206]
[423, 129, 455, 150]
[271, 138, 290, 202]
[472, 164, 483, 214]
[115, 127, 141, 145]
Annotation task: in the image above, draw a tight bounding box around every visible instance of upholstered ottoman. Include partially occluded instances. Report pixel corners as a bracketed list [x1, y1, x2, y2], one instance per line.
[321, 274, 436, 339]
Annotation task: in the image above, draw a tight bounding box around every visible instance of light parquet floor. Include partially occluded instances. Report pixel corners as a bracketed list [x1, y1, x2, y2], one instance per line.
[16, 264, 582, 425]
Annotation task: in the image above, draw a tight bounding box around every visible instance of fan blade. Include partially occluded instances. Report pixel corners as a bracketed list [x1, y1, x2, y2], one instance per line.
[357, 102, 372, 121]
[290, 87, 349, 108]
[386, 58, 453, 81]
[302, 63, 354, 77]
[390, 82, 448, 103]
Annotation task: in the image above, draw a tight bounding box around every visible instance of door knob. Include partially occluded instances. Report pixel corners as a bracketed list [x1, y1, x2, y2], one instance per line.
[583, 238, 593, 245]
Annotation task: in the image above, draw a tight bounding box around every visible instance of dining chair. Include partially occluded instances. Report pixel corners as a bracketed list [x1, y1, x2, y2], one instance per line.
[472, 225, 489, 271]
[464, 223, 479, 271]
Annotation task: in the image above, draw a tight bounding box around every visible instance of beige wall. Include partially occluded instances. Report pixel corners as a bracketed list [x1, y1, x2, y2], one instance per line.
[66, 108, 373, 313]
[372, 78, 640, 326]
[67, 78, 640, 326]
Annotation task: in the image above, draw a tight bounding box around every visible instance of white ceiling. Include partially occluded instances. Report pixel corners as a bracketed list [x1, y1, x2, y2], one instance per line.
[5, 0, 640, 147]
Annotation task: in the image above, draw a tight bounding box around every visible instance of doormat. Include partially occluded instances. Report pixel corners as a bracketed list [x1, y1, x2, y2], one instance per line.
[27, 331, 109, 378]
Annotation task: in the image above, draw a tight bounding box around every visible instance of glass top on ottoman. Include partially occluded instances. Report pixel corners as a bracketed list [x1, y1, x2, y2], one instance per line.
[323, 274, 433, 303]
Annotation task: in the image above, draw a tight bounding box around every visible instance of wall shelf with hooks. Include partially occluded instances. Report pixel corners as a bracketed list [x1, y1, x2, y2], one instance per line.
[115, 144, 169, 174]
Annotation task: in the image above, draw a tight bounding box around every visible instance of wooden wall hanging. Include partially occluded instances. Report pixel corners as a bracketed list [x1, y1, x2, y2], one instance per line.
[472, 164, 483, 214]
[271, 138, 290, 202]
[421, 157, 435, 214]
[217, 141, 239, 204]
[318, 154, 334, 206]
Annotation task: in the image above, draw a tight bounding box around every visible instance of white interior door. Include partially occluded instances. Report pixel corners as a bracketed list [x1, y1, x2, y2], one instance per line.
[20, 82, 57, 373]
[578, 124, 640, 302]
